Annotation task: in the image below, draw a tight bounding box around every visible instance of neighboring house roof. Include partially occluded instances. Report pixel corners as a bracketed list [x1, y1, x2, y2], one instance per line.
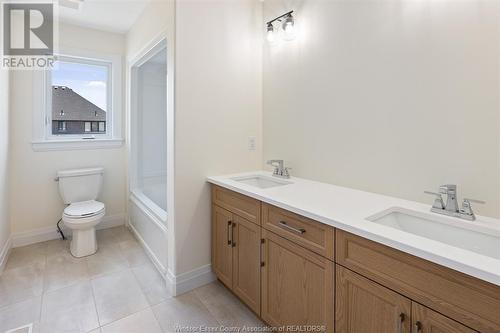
[52, 86, 106, 121]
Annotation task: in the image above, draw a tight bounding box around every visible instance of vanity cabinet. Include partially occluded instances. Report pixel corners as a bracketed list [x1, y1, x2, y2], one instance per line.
[211, 185, 500, 333]
[211, 204, 261, 314]
[261, 228, 334, 331]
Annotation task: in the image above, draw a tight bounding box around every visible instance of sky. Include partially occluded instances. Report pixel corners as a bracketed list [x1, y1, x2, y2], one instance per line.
[52, 61, 108, 111]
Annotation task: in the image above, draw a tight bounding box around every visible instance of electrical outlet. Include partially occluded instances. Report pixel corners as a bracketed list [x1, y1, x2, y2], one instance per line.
[248, 136, 256, 151]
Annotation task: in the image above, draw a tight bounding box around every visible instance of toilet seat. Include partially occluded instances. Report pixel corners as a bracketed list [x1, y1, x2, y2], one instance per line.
[64, 200, 105, 218]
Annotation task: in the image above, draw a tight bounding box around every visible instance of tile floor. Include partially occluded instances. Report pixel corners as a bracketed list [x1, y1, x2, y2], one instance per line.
[0, 226, 264, 333]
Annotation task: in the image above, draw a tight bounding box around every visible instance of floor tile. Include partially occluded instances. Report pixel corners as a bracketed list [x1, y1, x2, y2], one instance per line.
[86, 244, 128, 278]
[132, 263, 171, 306]
[119, 239, 149, 268]
[0, 297, 42, 333]
[91, 269, 149, 326]
[194, 281, 264, 329]
[101, 308, 162, 333]
[5, 243, 47, 271]
[0, 263, 45, 307]
[95, 228, 119, 249]
[87, 329, 101, 333]
[152, 292, 220, 333]
[112, 226, 135, 243]
[44, 238, 71, 258]
[39, 281, 99, 333]
[43, 253, 89, 292]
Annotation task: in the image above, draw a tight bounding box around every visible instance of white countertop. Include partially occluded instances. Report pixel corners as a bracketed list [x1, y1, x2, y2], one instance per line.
[207, 171, 500, 287]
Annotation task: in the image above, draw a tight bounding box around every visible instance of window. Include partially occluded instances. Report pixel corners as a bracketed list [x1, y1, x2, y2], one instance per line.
[32, 51, 123, 151]
[48, 55, 111, 138]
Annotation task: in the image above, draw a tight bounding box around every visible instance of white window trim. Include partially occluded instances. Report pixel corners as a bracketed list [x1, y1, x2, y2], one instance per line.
[32, 47, 123, 152]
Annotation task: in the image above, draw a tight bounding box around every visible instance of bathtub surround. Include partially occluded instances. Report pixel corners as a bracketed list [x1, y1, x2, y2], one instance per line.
[126, 0, 175, 292]
[0, 68, 11, 272]
[263, 0, 500, 218]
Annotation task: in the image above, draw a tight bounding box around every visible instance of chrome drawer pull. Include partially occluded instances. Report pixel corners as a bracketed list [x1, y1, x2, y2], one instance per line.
[278, 221, 306, 234]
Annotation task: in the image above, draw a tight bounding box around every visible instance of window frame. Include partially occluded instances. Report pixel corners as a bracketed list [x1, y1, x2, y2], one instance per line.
[46, 55, 112, 140]
[31, 48, 123, 152]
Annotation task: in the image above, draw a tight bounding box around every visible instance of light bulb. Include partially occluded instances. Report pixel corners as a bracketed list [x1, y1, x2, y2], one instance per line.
[266, 23, 275, 43]
[282, 14, 295, 41]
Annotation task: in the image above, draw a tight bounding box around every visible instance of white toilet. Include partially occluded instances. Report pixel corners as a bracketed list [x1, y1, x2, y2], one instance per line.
[57, 167, 106, 258]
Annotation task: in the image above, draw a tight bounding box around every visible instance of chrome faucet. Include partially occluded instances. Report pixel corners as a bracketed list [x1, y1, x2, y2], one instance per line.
[424, 184, 485, 221]
[267, 160, 291, 179]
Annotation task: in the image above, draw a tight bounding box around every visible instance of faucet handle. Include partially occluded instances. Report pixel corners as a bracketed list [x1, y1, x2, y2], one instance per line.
[463, 198, 485, 205]
[424, 191, 445, 209]
[460, 198, 485, 220]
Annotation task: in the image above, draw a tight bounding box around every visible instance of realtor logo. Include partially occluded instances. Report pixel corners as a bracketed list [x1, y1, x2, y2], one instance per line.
[1, 1, 57, 69]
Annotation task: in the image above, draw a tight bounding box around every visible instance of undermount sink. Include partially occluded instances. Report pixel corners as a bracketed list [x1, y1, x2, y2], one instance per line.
[231, 175, 292, 189]
[367, 207, 500, 260]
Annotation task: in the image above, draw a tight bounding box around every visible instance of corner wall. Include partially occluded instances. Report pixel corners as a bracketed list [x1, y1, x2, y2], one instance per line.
[174, 0, 263, 275]
[0, 68, 11, 270]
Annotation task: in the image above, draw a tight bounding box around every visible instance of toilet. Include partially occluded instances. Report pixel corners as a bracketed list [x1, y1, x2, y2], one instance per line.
[57, 167, 106, 258]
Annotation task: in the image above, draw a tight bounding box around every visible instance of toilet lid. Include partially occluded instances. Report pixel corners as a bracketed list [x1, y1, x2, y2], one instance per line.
[64, 200, 105, 217]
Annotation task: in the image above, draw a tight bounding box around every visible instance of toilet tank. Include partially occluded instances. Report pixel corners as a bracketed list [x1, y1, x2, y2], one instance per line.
[57, 167, 104, 204]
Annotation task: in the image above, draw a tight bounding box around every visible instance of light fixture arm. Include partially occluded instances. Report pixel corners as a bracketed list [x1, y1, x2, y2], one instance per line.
[266, 10, 294, 26]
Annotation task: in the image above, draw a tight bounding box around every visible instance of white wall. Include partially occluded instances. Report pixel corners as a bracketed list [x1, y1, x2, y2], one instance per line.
[9, 23, 127, 235]
[175, 0, 263, 274]
[0, 68, 11, 264]
[263, 0, 500, 218]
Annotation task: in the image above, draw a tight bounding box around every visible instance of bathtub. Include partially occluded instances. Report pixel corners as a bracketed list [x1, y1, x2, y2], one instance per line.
[129, 183, 168, 275]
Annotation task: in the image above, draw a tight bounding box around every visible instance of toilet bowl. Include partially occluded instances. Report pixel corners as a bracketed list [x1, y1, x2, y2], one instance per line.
[63, 200, 105, 257]
[57, 167, 105, 258]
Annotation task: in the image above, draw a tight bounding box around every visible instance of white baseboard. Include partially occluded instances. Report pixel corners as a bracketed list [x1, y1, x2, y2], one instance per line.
[166, 264, 216, 296]
[11, 213, 126, 248]
[127, 219, 167, 277]
[0, 236, 12, 274]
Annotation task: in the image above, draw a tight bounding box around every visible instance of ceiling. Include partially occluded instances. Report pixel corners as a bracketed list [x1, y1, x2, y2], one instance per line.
[58, 0, 151, 34]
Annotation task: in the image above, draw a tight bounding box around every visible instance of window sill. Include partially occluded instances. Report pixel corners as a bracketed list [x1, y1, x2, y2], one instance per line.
[32, 138, 124, 152]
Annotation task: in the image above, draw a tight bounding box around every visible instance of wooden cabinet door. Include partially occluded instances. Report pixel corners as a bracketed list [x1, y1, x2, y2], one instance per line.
[261, 229, 334, 332]
[412, 303, 477, 333]
[232, 215, 261, 315]
[212, 205, 233, 287]
[336, 265, 411, 333]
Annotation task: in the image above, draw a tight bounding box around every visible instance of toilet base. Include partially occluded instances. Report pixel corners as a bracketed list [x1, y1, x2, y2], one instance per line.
[70, 227, 98, 257]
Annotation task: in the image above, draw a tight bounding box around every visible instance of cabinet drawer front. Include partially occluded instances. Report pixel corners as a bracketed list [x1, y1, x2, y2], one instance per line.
[212, 185, 261, 225]
[262, 203, 334, 260]
[261, 229, 334, 332]
[336, 230, 500, 333]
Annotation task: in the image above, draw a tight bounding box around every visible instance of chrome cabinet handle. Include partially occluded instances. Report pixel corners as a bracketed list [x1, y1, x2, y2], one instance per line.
[227, 221, 232, 245]
[397, 313, 405, 333]
[414, 321, 422, 333]
[278, 221, 306, 234]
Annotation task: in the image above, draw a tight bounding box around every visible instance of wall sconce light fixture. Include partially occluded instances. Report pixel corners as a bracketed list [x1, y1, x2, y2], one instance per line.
[266, 10, 295, 43]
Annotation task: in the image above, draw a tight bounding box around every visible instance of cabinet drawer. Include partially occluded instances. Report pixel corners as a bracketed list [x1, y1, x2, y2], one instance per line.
[262, 203, 334, 260]
[336, 230, 500, 333]
[212, 185, 261, 225]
